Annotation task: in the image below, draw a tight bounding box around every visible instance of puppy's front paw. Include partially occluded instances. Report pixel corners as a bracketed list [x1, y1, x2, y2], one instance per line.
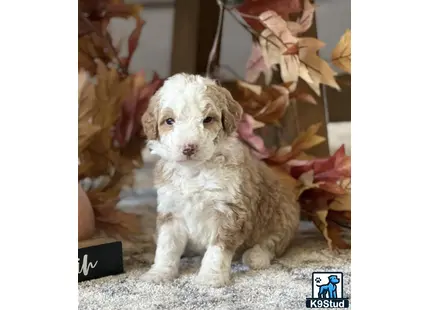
[242, 245, 271, 270]
[141, 267, 178, 284]
[196, 271, 231, 287]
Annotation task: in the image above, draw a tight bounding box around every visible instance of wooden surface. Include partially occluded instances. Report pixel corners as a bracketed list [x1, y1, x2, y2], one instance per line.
[170, 0, 221, 75]
[326, 74, 351, 122]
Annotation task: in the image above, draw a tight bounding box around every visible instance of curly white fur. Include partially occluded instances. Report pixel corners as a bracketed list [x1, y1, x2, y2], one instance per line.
[140, 73, 300, 287]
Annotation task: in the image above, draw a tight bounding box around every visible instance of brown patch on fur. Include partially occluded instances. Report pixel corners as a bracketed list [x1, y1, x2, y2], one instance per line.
[157, 212, 173, 228]
[201, 104, 223, 138]
[215, 203, 248, 251]
[158, 107, 175, 136]
[206, 84, 243, 136]
[141, 92, 160, 140]
[214, 148, 300, 257]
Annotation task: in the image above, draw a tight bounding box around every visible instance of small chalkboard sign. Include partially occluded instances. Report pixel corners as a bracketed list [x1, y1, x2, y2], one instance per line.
[78, 241, 124, 282]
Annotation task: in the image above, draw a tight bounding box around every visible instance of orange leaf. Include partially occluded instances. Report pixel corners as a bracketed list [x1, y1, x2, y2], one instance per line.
[93, 199, 142, 240]
[229, 81, 292, 124]
[114, 72, 164, 147]
[332, 29, 351, 74]
[290, 91, 318, 105]
[310, 208, 350, 250]
[327, 221, 350, 250]
[266, 122, 325, 164]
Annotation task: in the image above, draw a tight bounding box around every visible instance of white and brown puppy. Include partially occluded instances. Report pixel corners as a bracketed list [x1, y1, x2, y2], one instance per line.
[141, 73, 300, 287]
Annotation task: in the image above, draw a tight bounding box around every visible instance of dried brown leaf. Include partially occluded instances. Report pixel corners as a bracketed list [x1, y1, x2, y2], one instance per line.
[237, 113, 271, 159]
[258, 11, 340, 95]
[331, 29, 351, 74]
[291, 91, 318, 105]
[237, 0, 302, 32]
[266, 122, 325, 164]
[245, 42, 273, 84]
[329, 193, 351, 212]
[78, 61, 133, 179]
[79, 32, 117, 75]
[311, 208, 350, 250]
[259, 10, 299, 84]
[300, 41, 340, 95]
[230, 80, 291, 124]
[92, 198, 142, 240]
[286, 0, 315, 36]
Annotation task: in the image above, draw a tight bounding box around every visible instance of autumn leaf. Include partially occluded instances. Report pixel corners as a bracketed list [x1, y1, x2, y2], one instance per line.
[78, 0, 109, 23]
[299, 37, 340, 95]
[299, 188, 350, 250]
[122, 18, 145, 69]
[108, 15, 145, 70]
[79, 32, 118, 75]
[259, 10, 299, 83]
[78, 0, 143, 36]
[91, 197, 143, 240]
[237, 113, 271, 159]
[266, 122, 326, 164]
[79, 61, 133, 179]
[285, 145, 351, 249]
[236, 0, 302, 32]
[245, 42, 273, 84]
[79, 70, 101, 155]
[288, 145, 351, 189]
[78, 70, 89, 98]
[332, 29, 351, 74]
[105, 2, 143, 20]
[258, 10, 340, 95]
[224, 80, 293, 125]
[311, 209, 350, 250]
[261, 123, 350, 250]
[286, 0, 315, 36]
[290, 90, 318, 105]
[114, 72, 164, 147]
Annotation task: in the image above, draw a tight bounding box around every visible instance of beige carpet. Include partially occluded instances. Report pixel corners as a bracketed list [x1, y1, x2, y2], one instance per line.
[79, 221, 350, 310]
[78, 122, 351, 310]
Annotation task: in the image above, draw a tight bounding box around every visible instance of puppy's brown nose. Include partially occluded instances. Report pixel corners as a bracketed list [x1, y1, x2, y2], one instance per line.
[182, 144, 197, 156]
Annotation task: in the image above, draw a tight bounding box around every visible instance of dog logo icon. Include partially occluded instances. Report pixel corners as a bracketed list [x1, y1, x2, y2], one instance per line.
[316, 274, 340, 298]
[306, 272, 350, 308]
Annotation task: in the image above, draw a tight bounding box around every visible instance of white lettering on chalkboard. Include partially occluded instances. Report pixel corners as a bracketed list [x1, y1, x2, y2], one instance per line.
[78, 255, 98, 276]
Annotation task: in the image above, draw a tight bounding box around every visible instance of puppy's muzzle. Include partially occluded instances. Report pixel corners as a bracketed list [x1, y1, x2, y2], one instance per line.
[182, 144, 198, 157]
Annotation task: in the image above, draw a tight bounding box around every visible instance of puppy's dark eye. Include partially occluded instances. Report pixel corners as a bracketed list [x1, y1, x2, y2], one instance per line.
[203, 117, 213, 124]
[165, 118, 175, 125]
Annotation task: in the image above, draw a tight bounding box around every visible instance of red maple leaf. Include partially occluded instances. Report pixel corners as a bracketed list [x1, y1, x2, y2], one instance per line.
[236, 0, 303, 32]
[114, 72, 164, 148]
[288, 145, 350, 187]
[119, 18, 145, 70]
[237, 113, 271, 159]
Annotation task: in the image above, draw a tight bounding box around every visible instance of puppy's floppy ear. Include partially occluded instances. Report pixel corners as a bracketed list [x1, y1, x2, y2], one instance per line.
[208, 84, 243, 135]
[141, 91, 160, 140]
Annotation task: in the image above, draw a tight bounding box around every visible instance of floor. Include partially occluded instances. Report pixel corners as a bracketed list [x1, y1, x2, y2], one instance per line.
[79, 221, 351, 310]
[78, 121, 351, 310]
